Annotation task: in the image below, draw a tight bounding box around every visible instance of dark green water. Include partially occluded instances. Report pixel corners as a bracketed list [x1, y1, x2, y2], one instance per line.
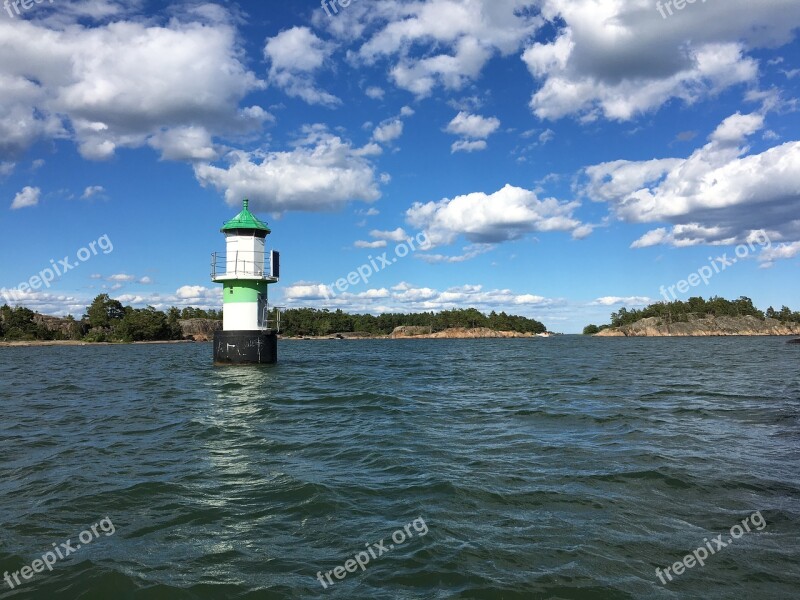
[1, 337, 798, 599]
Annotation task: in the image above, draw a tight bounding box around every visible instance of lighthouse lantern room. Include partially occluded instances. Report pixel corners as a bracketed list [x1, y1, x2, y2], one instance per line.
[211, 199, 281, 364]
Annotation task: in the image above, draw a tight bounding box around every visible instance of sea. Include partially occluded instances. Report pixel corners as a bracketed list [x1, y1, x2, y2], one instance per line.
[1, 337, 798, 599]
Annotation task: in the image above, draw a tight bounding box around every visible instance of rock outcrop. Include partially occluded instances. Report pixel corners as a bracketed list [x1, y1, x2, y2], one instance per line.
[595, 315, 800, 337]
[179, 319, 221, 341]
[390, 326, 543, 339]
[32, 314, 83, 337]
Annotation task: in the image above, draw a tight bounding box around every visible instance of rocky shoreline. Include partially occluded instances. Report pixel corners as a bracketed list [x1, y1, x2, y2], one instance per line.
[284, 326, 553, 340]
[595, 315, 800, 337]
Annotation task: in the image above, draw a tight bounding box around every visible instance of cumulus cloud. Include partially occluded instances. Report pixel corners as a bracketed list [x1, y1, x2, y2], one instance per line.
[194, 126, 383, 214]
[758, 241, 800, 268]
[0, 15, 266, 161]
[583, 112, 800, 257]
[446, 111, 501, 152]
[264, 26, 339, 107]
[10, 186, 40, 209]
[319, 0, 541, 97]
[446, 111, 501, 139]
[282, 280, 560, 316]
[372, 118, 404, 143]
[406, 183, 587, 247]
[522, 0, 800, 121]
[0, 289, 87, 317]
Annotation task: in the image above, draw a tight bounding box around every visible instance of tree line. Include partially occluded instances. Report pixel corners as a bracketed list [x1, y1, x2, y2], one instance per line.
[583, 296, 800, 334]
[1, 295, 547, 342]
[0, 295, 221, 342]
[281, 307, 547, 337]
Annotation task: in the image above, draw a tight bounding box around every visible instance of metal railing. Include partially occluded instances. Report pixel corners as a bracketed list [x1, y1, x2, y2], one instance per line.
[262, 305, 284, 332]
[211, 251, 273, 279]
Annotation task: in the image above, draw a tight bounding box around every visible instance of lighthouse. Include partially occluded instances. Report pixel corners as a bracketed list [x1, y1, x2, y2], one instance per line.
[211, 199, 280, 364]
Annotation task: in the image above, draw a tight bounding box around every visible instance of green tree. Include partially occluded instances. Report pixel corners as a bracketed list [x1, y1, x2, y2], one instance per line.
[115, 306, 173, 342]
[583, 324, 600, 335]
[85, 294, 125, 328]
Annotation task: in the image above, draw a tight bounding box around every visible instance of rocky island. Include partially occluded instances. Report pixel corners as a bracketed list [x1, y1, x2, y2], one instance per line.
[595, 315, 800, 337]
[586, 297, 800, 338]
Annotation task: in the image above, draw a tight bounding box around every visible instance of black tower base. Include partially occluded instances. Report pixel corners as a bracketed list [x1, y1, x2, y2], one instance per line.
[213, 330, 278, 365]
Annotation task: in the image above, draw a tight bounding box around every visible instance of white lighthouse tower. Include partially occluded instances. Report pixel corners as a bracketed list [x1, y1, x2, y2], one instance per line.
[211, 199, 280, 364]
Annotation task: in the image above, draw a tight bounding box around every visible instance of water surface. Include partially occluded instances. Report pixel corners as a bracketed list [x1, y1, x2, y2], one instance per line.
[1, 337, 798, 599]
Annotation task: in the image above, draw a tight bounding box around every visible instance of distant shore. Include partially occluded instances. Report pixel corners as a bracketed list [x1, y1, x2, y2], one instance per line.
[1, 327, 555, 347]
[0, 340, 198, 348]
[595, 315, 800, 337]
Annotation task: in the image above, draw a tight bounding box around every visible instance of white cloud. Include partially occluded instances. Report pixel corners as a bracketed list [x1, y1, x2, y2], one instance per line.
[336, 0, 541, 98]
[0, 16, 265, 161]
[139, 276, 153, 284]
[630, 228, 671, 249]
[365, 86, 385, 99]
[0, 289, 87, 317]
[446, 111, 500, 139]
[539, 129, 555, 144]
[370, 227, 408, 242]
[283, 283, 332, 301]
[758, 241, 800, 268]
[417, 243, 494, 263]
[147, 126, 219, 162]
[372, 118, 404, 143]
[354, 240, 388, 249]
[521, 0, 800, 121]
[81, 185, 106, 200]
[264, 26, 339, 107]
[406, 184, 587, 247]
[282, 280, 561, 317]
[11, 186, 40, 209]
[108, 273, 136, 282]
[194, 126, 382, 214]
[446, 111, 500, 152]
[590, 296, 652, 307]
[451, 139, 487, 153]
[583, 112, 800, 252]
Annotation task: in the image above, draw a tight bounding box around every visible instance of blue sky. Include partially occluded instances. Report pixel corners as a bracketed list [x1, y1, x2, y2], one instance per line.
[1, 0, 799, 333]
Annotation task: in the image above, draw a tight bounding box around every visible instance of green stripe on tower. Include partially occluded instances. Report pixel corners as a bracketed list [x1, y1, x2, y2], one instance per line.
[223, 280, 267, 303]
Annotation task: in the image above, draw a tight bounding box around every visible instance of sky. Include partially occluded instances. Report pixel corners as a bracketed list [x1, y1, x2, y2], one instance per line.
[0, 0, 799, 333]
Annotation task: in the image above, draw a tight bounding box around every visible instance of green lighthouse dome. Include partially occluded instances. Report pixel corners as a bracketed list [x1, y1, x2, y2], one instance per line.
[221, 199, 271, 235]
